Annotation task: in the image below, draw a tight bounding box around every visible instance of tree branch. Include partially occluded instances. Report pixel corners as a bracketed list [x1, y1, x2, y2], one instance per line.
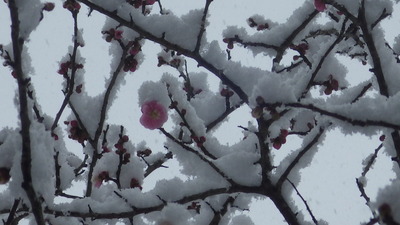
[77, 0, 249, 104]
[194, 0, 213, 53]
[287, 179, 319, 225]
[276, 127, 325, 189]
[8, 1, 45, 224]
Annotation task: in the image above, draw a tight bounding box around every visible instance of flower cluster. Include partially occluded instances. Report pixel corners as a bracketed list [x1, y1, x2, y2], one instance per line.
[191, 135, 206, 147]
[140, 101, 168, 130]
[290, 43, 309, 60]
[124, 41, 142, 72]
[123, 56, 138, 72]
[323, 74, 339, 95]
[157, 55, 184, 70]
[57, 61, 83, 77]
[247, 17, 269, 31]
[102, 28, 124, 42]
[114, 135, 131, 164]
[271, 129, 289, 150]
[65, 120, 89, 144]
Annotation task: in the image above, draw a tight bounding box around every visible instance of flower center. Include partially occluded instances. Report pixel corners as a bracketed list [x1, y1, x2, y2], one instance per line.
[149, 110, 160, 119]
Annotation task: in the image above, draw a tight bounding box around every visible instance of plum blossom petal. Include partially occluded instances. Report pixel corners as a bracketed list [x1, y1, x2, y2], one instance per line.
[314, 0, 326, 12]
[140, 100, 168, 130]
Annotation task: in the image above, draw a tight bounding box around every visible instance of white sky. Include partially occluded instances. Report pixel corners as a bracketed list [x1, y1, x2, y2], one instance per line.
[1, 0, 400, 224]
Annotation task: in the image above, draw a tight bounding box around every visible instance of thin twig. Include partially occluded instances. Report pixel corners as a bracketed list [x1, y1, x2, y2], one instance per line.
[8, 0, 45, 224]
[194, 0, 213, 53]
[159, 128, 234, 184]
[276, 127, 325, 189]
[287, 179, 319, 225]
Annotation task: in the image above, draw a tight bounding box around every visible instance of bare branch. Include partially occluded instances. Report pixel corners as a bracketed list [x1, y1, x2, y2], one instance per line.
[276, 127, 325, 189]
[287, 179, 319, 225]
[8, 0, 45, 224]
[77, 0, 250, 104]
[194, 0, 213, 53]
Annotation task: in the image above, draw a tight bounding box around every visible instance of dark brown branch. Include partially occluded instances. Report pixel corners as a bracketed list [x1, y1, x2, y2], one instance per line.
[351, 83, 372, 103]
[273, 9, 319, 69]
[276, 127, 325, 189]
[302, 17, 348, 97]
[166, 85, 217, 159]
[356, 176, 381, 222]
[384, 42, 400, 63]
[42, 186, 262, 219]
[194, 0, 213, 53]
[206, 101, 243, 132]
[74, 154, 88, 176]
[256, 118, 274, 184]
[356, 179, 371, 210]
[282, 102, 400, 130]
[77, 0, 249, 104]
[276, 60, 303, 73]
[358, 0, 389, 97]
[144, 152, 173, 177]
[51, 11, 81, 132]
[4, 199, 20, 225]
[287, 179, 319, 225]
[159, 128, 234, 184]
[326, 0, 358, 22]
[229, 35, 279, 51]
[55, 149, 84, 199]
[365, 218, 380, 225]
[207, 196, 235, 225]
[266, 181, 301, 225]
[362, 143, 383, 177]
[371, 8, 390, 30]
[85, 40, 134, 197]
[8, 1, 45, 224]
[390, 131, 400, 169]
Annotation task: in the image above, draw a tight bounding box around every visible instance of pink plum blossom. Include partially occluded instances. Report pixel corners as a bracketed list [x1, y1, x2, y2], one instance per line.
[314, 0, 326, 12]
[140, 100, 168, 130]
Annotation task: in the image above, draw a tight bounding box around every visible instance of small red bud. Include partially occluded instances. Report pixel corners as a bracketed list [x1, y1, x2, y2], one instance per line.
[122, 135, 129, 142]
[75, 84, 82, 93]
[43, 2, 55, 11]
[379, 135, 386, 142]
[70, 120, 78, 127]
[273, 141, 282, 150]
[181, 109, 187, 115]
